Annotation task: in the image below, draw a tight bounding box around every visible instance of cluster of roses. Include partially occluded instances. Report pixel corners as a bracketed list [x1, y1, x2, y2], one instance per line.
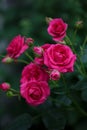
[0, 18, 76, 106]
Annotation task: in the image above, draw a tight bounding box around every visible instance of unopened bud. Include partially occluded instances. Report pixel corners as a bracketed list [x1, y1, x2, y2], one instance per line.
[2, 56, 13, 63]
[0, 82, 10, 91]
[34, 57, 44, 65]
[58, 40, 66, 44]
[50, 69, 60, 80]
[33, 46, 43, 56]
[6, 91, 14, 97]
[25, 38, 34, 46]
[46, 17, 53, 24]
[75, 21, 83, 29]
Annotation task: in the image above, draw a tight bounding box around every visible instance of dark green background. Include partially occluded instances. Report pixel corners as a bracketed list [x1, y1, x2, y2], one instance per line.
[0, 0, 87, 129]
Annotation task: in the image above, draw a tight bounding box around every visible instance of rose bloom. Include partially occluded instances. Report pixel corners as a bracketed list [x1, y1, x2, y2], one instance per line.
[0, 82, 10, 91]
[44, 43, 76, 73]
[20, 81, 50, 106]
[47, 18, 68, 41]
[20, 63, 49, 84]
[6, 35, 28, 59]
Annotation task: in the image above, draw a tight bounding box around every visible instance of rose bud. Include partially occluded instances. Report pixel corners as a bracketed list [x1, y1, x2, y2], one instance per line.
[25, 38, 34, 46]
[2, 56, 13, 63]
[34, 57, 44, 66]
[0, 82, 10, 91]
[75, 21, 83, 29]
[33, 46, 43, 56]
[46, 17, 53, 24]
[50, 69, 60, 80]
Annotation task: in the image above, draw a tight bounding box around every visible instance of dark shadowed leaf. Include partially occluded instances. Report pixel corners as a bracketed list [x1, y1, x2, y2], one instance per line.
[6, 113, 32, 130]
[81, 89, 87, 102]
[75, 119, 87, 130]
[71, 78, 87, 90]
[42, 108, 66, 130]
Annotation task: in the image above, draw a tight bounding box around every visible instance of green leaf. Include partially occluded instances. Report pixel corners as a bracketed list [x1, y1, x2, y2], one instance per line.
[81, 47, 87, 63]
[6, 113, 32, 130]
[75, 120, 87, 130]
[42, 108, 66, 130]
[52, 95, 72, 107]
[81, 89, 87, 102]
[71, 78, 87, 90]
[67, 109, 79, 125]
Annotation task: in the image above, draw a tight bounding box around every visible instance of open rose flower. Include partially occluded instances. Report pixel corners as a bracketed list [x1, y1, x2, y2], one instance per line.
[6, 35, 28, 59]
[44, 43, 76, 73]
[20, 81, 50, 106]
[20, 62, 49, 84]
[47, 18, 68, 41]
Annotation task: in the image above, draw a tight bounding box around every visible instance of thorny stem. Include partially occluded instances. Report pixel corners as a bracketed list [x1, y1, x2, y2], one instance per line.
[73, 28, 78, 43]
[25, 52, 34, 61]
[80, 36, 87, 56]
[17, 59, 29, 64]
[51, 80, 59, 88]
[10, 88, 20, 94]
[82, 36, 87, 49]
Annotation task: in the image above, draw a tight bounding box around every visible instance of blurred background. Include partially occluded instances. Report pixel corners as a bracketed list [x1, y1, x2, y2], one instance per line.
[0, 0, 87, 129]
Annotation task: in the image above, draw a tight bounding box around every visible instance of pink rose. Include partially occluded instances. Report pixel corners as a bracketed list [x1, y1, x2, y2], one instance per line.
[20, 62, 49, 84]
[0, 82, 10, 91]
[34, 44, 51, 66]
[42, 43, 51, 50]
[2, 56, 13, 63]
[33, 46, 43, 56]
[44, 44, 76, 73]
[34, 57, 44, 66]
[6, 35, 28, 59]
[47, 18, 68, 41]
[20, 81, 50, 106]
[25, 37, 34, 46]
[50, 69, 60, 80]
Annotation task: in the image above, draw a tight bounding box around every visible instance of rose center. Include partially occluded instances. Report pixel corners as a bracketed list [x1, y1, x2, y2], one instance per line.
[30, 89, 41, 100]
[54, 52, 66, 62]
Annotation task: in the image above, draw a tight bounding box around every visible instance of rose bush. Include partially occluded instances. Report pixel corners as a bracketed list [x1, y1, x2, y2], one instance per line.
[1, 17, 86, 130]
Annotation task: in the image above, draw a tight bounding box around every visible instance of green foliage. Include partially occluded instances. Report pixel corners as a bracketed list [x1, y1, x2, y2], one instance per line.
[6, 113, 32, 130]
[42, 108, 66, 130]
[0, 0, 87, 130]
